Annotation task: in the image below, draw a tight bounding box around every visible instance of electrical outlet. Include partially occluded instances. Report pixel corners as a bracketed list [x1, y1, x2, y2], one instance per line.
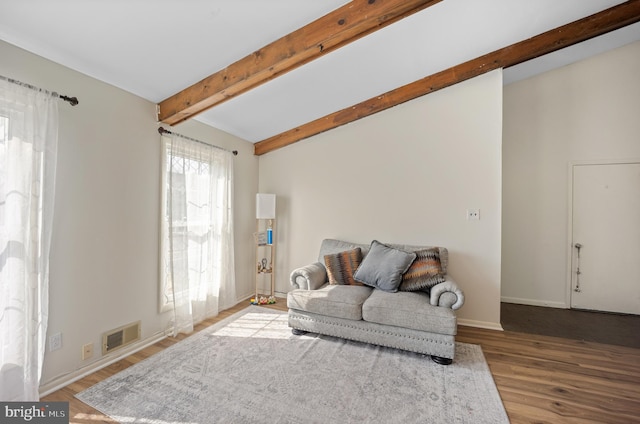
[466, 209, 480, 221]
[49, 333, 62, 351]
[82, 342, 94, 360]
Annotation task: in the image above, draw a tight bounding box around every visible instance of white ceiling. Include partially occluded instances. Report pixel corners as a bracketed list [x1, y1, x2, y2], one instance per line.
[1, 0, 638, 143]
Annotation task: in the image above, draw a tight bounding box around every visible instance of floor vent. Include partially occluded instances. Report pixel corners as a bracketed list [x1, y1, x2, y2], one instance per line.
[102, 321, 141, 355]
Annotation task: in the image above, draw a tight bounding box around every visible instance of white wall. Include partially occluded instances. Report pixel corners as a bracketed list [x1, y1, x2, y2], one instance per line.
[0, 40, 258, 391]
[502, 41, 640, 307]
[259, 70, 503, 329]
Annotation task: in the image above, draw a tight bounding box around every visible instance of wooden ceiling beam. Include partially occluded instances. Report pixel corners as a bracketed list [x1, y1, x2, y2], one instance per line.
[254, 0, 640, 155]
[157, 0, 443, 126]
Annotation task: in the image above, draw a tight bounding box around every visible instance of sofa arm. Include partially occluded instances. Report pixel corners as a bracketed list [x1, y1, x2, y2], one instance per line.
[290, 262, 327, 290]
[430, 278, 465, 310]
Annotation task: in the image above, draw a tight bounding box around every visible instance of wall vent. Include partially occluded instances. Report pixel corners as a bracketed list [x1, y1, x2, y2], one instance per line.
[102, 321, 141, 355]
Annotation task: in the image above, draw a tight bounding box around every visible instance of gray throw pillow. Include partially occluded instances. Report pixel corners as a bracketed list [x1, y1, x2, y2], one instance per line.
[353, 240, 417, 292]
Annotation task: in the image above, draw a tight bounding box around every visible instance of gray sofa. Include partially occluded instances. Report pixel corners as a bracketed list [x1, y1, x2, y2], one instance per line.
[287, 239, 465, 364]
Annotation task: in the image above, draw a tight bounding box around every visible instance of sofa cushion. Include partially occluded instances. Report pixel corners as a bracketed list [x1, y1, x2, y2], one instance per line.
[362, 289, 457, 335]
[353, 240, 416, 292]
[318, 239, 449, 274]
[318, 239, 369, 264]
[389, 244, 449, 275]
[287, 285, 373, 321]
[399, 248, 446, 292]
[324, 248, 363, 286]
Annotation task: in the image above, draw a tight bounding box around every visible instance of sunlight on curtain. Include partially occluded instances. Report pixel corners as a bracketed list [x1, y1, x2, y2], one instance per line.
[0, 79, 58, 400]
[161, 134, 235, 336]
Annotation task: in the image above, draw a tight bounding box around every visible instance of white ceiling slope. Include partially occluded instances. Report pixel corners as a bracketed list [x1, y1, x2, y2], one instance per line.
[1, 0, 639, 143]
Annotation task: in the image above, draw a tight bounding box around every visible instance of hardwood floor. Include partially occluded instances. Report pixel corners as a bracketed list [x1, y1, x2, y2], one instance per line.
[457, 326, 640, 424]
[43, 300, 640, 424]
[501, 302, 640, 349]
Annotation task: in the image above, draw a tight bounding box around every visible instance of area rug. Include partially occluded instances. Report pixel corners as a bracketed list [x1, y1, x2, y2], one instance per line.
[76, 306, 509, 423]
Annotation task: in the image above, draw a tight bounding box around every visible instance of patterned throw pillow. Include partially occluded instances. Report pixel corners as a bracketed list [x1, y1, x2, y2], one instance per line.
[399, 248, 445, 292]
[324, 248, 363, 286]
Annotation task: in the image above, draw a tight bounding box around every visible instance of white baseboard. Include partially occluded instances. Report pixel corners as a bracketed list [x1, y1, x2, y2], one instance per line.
[457, 318, 503, 331]
[237, 291, 255, 302]
[501, 296, 567, 309]
[39, 332, 168, 397]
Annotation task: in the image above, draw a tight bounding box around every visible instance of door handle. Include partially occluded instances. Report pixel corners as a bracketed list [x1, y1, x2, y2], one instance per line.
[574, 243, 582, 292]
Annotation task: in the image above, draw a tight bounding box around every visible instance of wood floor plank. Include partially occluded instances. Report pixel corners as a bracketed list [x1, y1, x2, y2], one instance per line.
[456, 326, 640, 423]
[42, 300, 640, 424]
[496, 375, 639, 419]
[490, 361, 640, 401]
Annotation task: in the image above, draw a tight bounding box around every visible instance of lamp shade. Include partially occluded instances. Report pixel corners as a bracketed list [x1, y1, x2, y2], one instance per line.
[256, 193, 276, 219]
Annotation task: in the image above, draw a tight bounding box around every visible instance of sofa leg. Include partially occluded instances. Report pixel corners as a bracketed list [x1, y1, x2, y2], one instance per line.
[431, 355, 453, 365]
[291, 328, 308, 336]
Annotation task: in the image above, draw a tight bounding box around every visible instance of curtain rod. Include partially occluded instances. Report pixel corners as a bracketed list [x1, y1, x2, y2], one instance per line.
[0, 75, 79, 106]
[158, 127, 238, 156]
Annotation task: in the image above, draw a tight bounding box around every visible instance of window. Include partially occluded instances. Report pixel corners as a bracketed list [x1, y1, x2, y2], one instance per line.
[160, 148, 217, 310]
[159, 134, 235, 334]
[0, 79, 59, 400]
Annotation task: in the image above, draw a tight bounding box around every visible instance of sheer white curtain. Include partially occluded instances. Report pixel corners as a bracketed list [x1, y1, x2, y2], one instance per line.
[0, 79, 58, 400]
[161, 134, 236, 336]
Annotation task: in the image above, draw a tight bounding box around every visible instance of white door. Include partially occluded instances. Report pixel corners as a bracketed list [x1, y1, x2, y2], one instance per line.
[571, 163, 640, 315]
